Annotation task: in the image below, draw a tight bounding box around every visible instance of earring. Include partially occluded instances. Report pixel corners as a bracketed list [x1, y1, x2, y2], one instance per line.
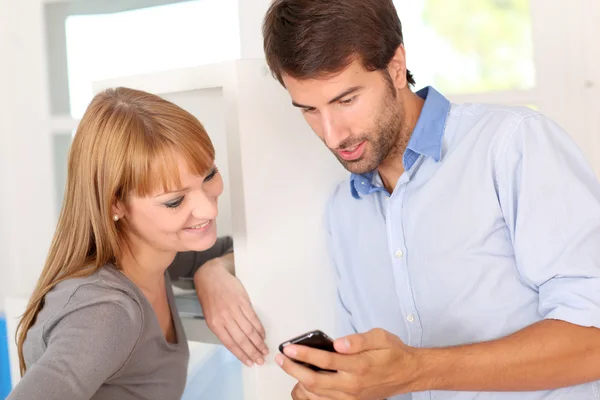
[113, 214, 119, 222]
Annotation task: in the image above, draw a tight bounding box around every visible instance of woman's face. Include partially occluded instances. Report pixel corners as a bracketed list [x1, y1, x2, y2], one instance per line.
[117, 155, 223, 254]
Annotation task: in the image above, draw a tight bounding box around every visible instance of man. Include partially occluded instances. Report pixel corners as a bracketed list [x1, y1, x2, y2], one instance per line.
[262, 1, 600, 399]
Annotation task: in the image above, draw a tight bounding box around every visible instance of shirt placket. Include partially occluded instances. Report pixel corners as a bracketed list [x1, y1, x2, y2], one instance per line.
[386, 176, 423, 348]
[388, 176, 432, 400]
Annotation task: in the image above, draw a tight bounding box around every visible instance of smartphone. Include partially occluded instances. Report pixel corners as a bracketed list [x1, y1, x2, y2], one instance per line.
[279, 330, 337, 372]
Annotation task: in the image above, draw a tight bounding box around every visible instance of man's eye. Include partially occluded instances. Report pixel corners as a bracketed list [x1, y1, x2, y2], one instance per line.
[339, 97, 356, 105]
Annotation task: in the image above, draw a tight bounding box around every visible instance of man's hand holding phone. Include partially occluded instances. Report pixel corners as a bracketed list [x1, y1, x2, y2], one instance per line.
[276, 328, 426, 400]
[279, 330, 337, 372]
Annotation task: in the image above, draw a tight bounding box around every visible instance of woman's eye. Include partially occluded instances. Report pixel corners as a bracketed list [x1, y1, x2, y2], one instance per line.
[164, 196, 184, 209]
[204, 167, 219, 182]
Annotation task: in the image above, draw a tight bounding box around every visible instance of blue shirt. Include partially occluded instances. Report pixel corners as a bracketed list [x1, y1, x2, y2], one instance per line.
[325, 87, 600, 399]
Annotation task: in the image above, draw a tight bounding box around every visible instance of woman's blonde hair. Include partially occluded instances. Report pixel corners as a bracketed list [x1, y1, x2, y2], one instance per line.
[16, 87, 215, 375]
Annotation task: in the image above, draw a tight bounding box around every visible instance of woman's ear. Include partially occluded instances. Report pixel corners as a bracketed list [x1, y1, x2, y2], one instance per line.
[111, 201, 126, 222]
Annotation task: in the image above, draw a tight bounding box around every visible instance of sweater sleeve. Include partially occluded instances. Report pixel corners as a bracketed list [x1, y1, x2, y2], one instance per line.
[168, 236, 234, 280]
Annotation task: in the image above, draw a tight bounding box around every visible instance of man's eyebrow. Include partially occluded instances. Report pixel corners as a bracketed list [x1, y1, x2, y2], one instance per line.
[291, 86, 363, 109]
[292, 100, 311, 109]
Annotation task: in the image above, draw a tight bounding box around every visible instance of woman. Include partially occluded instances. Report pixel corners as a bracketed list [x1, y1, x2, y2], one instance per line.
[9, 87, 267, 400]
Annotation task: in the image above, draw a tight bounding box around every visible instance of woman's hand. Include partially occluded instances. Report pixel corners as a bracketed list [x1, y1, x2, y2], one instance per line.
[193, 254, 268, 366]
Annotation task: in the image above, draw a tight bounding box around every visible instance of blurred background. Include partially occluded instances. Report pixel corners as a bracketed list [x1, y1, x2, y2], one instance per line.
[1, 0, 599, 399]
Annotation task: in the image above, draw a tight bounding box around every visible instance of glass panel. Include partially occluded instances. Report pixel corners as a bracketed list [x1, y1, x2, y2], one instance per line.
[183, 342, 242, 400]
[394, 0, 536, 94]
[64, 0, 239, 118]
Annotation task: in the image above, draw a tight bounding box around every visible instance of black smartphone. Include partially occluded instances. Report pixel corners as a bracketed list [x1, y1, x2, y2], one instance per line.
[279, 330, 337, 372]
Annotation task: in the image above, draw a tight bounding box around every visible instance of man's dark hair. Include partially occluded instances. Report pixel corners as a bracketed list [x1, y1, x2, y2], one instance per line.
[262, 0, 415, 87]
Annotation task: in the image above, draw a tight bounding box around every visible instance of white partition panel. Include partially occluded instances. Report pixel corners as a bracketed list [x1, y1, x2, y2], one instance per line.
[226, 60, 348, 399]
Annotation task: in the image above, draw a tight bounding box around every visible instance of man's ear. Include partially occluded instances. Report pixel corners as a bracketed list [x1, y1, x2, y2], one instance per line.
[387, 45, 408, 90]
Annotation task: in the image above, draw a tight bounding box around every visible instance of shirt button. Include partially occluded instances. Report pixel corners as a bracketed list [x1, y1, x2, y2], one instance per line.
[407, 314, 415, 323]
[394, 249, 404, 258]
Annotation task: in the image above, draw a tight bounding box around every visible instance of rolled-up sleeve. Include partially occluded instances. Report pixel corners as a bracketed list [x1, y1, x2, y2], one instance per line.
[498, 113, 600, 328]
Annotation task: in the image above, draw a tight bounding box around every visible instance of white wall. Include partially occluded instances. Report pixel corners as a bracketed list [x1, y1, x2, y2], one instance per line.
[529, 0, 588, 160]
[236, 0, 269, 59]
[0, 0, 56, 311]
[1, 0, 57, 385]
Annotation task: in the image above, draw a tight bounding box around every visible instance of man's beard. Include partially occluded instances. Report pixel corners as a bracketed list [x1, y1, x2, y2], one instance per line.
[333, 93, 406, 175]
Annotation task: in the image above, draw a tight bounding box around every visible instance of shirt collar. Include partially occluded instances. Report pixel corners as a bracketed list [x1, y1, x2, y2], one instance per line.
[350, 86, 451, 199]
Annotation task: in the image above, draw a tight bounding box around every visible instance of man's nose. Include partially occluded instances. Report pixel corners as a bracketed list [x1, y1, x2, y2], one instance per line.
[321, 113, 348, 150]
